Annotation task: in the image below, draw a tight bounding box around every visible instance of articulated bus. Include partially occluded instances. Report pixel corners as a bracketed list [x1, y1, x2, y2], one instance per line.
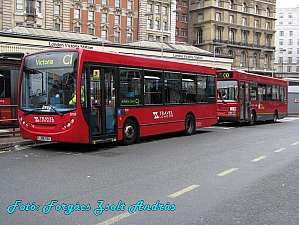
[18, 48, 218, 145]
[217, 70, 288, 125]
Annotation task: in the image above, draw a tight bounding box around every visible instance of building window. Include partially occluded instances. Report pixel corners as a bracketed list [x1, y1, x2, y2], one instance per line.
[55, 23, 60, 31]
[89, 0, 94, 3]
[16, 0, 23, 10]
[175, 28, 178, 36]
[229, 0, 234, 10]
[155, 5, 160, 13]
[102, 0, 107, 5]
[127, 1, 133, 10]
[147, 4, 152, 12]
[296, 66, 299, 72]
[101, 30, 107, 39]
[74, 27, 80, 33]
[115, 15, 120, 25]
[215, 28, 221, 41]
[127, 17, 132, 27]
[278, 66, 283, 72]
[163, 21, 167, 31]
[147, 19, 152, 29]
[279, 39, 284, 45]
[114, 32, 120, 43]
[155, 20, 159, 30]
[288, 48, 292, 54]
[254, 20, 259, 28]
[102, 13, 107, 23]
[242, 31, 247, 44]
[148, 35, 153, 41]
[266, 8, 270, 17]
[127, 33, 132, 42]
[266, 22, 270, 29]
[197, 28, 203, 44]
[253, 53, 257, 68]
[199, 0, 204, 7]
[278, 57, 283, 64]
[264, 54, 269, 69]
[115, 0, 120, 8]
[242, 3, 247, 12]
[182, 1, 187, 6]
[290, 31, 293, 36]
[289, 39, 293, 45]
[182, 14, 187, 22]
[288, 13, 293, 18]
[36, 1, 41, 13]
[229, 30, 235, 42]
[288, 57, 292, 63]
[279, 31, 284, 36]
[254, 5, 259, 14]
[279, 21, 283, 25]
[297, 48, 299, 54]
[198, 13, 203, 22]
[279, 13, 284, 18]
[228, 50, 234, 57]
[215, 13, 221, 21]
[229, 15, 234, 23]
[88, 28, 94, 35]
[287, 66, 292, 72]
[176, 12, 179, 21]
[216, 0, 220, 7]
[181, 29, 187, 37]
[162, 6, 167, 14]
[54, 5, 60, 15]
[241, 52, 246, 67]
[254, 33, 259, 45]
[88, 11, 94, 21]
[242, 17, 247, 26]
[74, 9, 80, 19]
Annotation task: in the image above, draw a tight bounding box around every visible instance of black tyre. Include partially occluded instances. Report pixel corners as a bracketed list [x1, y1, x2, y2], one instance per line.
[122, 119, 137, 145]
[273, 111, 278, 122]
[249, 112, 256, 126]
[184, 114, 195, 135]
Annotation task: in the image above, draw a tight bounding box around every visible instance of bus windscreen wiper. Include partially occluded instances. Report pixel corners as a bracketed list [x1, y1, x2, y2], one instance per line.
[23, 105, 41, 116]
[49, 105, 63, 117]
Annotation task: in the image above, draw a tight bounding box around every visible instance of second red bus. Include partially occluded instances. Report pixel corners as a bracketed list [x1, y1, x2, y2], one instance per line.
[217, 70, 288, 125]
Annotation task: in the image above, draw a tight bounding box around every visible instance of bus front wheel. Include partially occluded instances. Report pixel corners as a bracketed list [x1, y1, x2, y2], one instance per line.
[122, 119, 137, 145]
[184, 114, 195, 135]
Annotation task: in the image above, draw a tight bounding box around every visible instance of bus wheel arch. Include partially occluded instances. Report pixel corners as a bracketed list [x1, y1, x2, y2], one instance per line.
[122, 117, 140, 145]
[184, 113, 196, 135]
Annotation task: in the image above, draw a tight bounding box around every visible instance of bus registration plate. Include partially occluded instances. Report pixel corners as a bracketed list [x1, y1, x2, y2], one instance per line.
[37, 136, 51, 141]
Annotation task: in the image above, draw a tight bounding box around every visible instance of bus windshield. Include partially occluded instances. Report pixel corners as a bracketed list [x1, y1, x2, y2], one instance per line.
[217, 80, 238, 102]
[19, 51, 78, 114]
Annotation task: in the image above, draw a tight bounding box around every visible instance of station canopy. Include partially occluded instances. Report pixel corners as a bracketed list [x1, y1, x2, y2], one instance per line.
[4, 26, 210, 54]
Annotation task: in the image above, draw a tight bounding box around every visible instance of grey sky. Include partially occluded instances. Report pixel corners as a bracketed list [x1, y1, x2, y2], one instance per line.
[276, 0, 299, 8]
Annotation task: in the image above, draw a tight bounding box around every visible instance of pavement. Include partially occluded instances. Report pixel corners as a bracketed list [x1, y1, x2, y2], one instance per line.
[0, 127, 37, 150]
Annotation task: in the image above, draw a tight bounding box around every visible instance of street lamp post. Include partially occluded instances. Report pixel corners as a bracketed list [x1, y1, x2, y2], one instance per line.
[145, 8, 182, 58]
[279, 49, 286, 74]
[214, 44, 227, 64]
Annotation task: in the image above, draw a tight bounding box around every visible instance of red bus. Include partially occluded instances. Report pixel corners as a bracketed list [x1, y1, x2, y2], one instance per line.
[0, 70, 12, 125]
[217, 70, 288, 125]
[18, 48, 218, 145]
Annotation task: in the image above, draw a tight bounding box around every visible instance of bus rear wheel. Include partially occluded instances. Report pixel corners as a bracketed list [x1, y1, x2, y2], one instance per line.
[249, 112, 256, 126]
[273, 111, 278, 122]
[184, 115, 195, 135]
[122, 119, 137, 145]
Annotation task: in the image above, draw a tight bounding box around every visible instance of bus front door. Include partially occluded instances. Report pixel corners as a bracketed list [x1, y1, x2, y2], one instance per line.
[90, 66, 116, 142]
[239, 81, 250, 121]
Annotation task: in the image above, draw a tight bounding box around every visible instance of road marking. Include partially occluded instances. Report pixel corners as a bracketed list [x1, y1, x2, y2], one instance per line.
[217, 168, 238, 177]
[251, 156, 267, 162]
[168, 184, 200, 198]
[274, 148, 286, 153]
[291, 141, 299, 146]
[96, 212, 132, 225]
